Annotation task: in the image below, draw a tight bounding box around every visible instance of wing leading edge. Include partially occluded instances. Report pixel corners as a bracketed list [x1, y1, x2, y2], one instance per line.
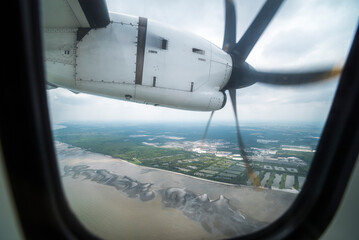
[42, 0, 110, 28]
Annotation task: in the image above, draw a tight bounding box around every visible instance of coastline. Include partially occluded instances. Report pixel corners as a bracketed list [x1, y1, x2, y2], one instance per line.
[114, 157, 299, 193]
[61, 141, 299, 193]
[114, 155, 245, 187]
[56, 141, 298, 238]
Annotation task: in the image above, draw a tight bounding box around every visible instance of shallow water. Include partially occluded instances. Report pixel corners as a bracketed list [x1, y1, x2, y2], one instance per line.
[63, 178, 215, 239]
[56, 142, 296, 239]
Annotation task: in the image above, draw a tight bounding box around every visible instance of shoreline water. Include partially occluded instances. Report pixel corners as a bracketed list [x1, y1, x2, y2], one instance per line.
[114, 155, 247, 187]
[62, 177, 216, 240]
[61, 142, 299, 193]
[107, 156, 300, 194]
[56, 141, 297, 239]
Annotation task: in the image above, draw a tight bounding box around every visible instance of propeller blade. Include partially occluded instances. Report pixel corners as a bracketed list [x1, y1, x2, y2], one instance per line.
[229, 89, 261, 187]
[246, 66, 342, 85]
[223, 0, 237, 52]
[231, 0, 284, 63]
[200, 111, 215, 149]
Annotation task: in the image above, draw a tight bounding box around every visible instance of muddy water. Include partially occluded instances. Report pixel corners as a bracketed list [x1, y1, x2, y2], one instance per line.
[56, 142, 296, 239]
[62, 178, 214, 239]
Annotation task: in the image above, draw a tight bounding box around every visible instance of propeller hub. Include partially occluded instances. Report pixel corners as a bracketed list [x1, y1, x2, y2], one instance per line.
[223, 60, 256, 90]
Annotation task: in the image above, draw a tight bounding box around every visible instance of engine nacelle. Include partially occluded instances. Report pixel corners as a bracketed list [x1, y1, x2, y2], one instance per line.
[44, 12, 232, 111]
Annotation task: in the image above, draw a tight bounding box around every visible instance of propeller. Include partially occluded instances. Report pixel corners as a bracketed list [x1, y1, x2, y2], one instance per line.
[222, 0, 236, 52]
[200, 0, 341, 187]
[200, 111, 214, 149]
[229, 89, 261, 187]
[223, 0, 341, 90]
[230, 0, 284, 63]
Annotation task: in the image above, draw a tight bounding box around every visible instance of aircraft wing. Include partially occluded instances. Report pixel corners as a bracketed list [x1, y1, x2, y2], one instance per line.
[46, 82, 58, 90]
[42, 0, 110, 28]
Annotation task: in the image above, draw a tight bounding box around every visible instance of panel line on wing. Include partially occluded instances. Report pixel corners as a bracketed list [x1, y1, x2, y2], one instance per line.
[135, 17, 148, 85]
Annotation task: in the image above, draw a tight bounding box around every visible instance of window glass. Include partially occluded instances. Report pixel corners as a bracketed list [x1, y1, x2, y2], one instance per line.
[44, 0, 358, 239]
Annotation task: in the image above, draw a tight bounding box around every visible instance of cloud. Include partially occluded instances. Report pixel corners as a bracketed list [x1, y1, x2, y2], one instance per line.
[47, 88, 212, 124]
[247, 0, 358, 69]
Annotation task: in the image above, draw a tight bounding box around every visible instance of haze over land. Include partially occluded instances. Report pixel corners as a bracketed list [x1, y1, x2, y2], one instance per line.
[55, 122, 317, 189]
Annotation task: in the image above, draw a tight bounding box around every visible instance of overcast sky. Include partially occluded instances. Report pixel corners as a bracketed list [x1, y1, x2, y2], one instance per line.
[46, 0, 358, 126]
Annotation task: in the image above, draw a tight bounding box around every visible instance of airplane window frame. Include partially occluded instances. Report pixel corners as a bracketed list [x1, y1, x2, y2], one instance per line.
[1, 0, 358, 239]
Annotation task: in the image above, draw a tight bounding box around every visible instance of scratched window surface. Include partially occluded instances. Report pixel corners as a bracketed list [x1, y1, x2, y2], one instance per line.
[44, 0, 358, 239]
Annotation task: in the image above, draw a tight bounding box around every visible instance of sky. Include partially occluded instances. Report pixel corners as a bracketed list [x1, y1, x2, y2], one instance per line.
[46, 0, 359, 126]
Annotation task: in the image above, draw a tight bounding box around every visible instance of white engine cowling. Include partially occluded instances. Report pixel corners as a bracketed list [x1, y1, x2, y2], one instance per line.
[44, 12, 232, 111]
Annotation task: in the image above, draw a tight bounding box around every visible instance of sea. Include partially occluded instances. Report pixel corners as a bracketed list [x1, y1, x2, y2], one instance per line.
[56, 141, 296, 239]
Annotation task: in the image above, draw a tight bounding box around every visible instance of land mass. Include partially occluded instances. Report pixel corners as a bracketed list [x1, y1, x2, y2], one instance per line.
[54, 122, 320, 190]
